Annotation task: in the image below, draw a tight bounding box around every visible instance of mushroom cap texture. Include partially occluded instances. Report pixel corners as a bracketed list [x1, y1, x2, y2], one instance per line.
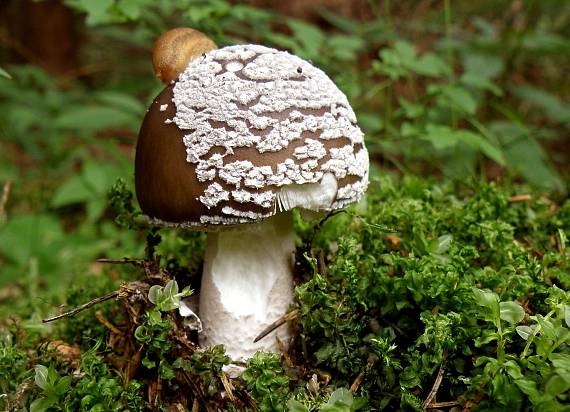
[135, 44, 369, 227]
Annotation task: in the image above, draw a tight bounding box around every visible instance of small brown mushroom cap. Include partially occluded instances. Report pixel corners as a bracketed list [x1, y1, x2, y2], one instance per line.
[136, 44, 369, 228]
[152, 28, 217, 84]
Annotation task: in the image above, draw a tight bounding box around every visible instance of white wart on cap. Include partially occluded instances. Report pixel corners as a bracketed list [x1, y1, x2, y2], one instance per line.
[136, 44, 369, 228]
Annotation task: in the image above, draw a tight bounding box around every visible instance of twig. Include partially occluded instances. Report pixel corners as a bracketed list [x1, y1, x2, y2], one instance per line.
[220, 372, 235, 401]
[95, 310, 124, 335]
[253, 310, 299, 343]
[509, 194, 532, 203]
[426, 400, 460, 409]
[309, 210, 345, 245]
[97, 258, 146, 266]
[0, 180, 12, 223]
[42, 291, 119, 323]
[423, 349, 448, 408]
[350, 356, 375, 393]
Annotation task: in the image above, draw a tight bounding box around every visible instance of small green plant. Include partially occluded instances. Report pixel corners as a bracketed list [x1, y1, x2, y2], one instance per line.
[134, 280, 192, 379]
[30, 364, 72, 412]
[288, 388, 365, 412]
[242, 352, 291, 411]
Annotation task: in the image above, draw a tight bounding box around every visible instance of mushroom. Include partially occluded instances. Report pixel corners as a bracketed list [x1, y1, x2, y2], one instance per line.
[135, 28, 369, 361]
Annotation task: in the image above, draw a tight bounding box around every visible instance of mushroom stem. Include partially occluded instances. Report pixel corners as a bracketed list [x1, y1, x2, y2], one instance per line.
[198, 212, 295, 360]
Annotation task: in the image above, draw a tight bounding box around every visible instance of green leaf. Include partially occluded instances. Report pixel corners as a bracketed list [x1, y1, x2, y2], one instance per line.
[0, 67, 12, 79]
[492, 121, 563, 189]
[545, 374, 570, 397]
[472, 288, 500, 323]
[515, 378, 540, 399]
[34, 364, 49, 390]
[287, 399, 310, 412]
[116, 0, 154, 20]
[511, 85, 570, 126]
[500, 301, 525, 324]
[504, 360, 523, 380]
[54, 106, 137, 132]
[414, 53, 449, 77]
[30, 397, 57, 412]
[536, 315, 557, 340]
[288, 19, 326, 57]
[163, 279, 179, 299]
[460, 72, 502, 96]
[550, 353, 570, 372]
[424, 125, 506, 165]
[320, 388, 354, 412]
[54, 375, 72, 396]
[51, 176, 94, 208]
[0, 214, 65, 282]
[148, 285, 163, 305]
[65, 0, 114, 25]
[516, 325, 535, 340]
[463, 53, 504, 79]
[442, 85, 477, 115]
[94, 90, 145, 115]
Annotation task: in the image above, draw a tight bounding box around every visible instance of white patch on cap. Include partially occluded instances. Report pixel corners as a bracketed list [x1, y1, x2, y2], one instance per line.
[199, 183, 230, 208]
[160, 104, 168, 111]
[225, 61, 244, 72]
[171, 44, 369, 223]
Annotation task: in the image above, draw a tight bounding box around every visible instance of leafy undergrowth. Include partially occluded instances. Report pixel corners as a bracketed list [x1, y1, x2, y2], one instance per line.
[1, 175, 570, 411]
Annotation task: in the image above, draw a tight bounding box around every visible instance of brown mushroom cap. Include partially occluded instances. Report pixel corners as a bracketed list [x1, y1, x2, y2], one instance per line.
[135, 44, 369, 228]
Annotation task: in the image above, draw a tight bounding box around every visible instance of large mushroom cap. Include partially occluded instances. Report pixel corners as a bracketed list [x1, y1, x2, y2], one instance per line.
[135, 44, 369, 228]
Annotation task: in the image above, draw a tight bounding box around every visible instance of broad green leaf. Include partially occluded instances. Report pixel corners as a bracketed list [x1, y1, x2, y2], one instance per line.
[0, 214, 64, 268]
[545, 374, 570, 397]
[500, 301, 525, 324]
[463, 53, 504, 79]
[550, 353, 570, 372]
[511, 85, 570, 126]
[94, 90, 145, 114]
[54, 375, 72, 396]
[565, 305, 570, 328]
[288, 20, 326, 57]
[424, 125, 505, 165]
[65, 0, 114, 25]
[414, 53, 449, 77]
[504, 360, 523, 380]
[460, 72, 502, 96]
[328, 35, 365, 61]
[516, 325, 535, 340]
[55, 106, 137, 132]
[164, 280, 179, 299]
[515, 378, 540, 399]
[472, 288, 500, 323]
[116, 0, 154, 20]
[82, 161, 113, 195]
[51, 176, 93, 208]
[321, 387, 354, 412]
[30, 397, 56, 412]
[287, 399, 310, 412]
[34, 364, 49, 389]
[536, 315, 557, 340]
[491, 121, 563, 189]
[442, 85, 477, 115]
[148, 285, 163, 305]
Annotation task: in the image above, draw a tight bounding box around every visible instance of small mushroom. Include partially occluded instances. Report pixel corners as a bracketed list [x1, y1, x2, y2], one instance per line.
[135, 28, 369, 360]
